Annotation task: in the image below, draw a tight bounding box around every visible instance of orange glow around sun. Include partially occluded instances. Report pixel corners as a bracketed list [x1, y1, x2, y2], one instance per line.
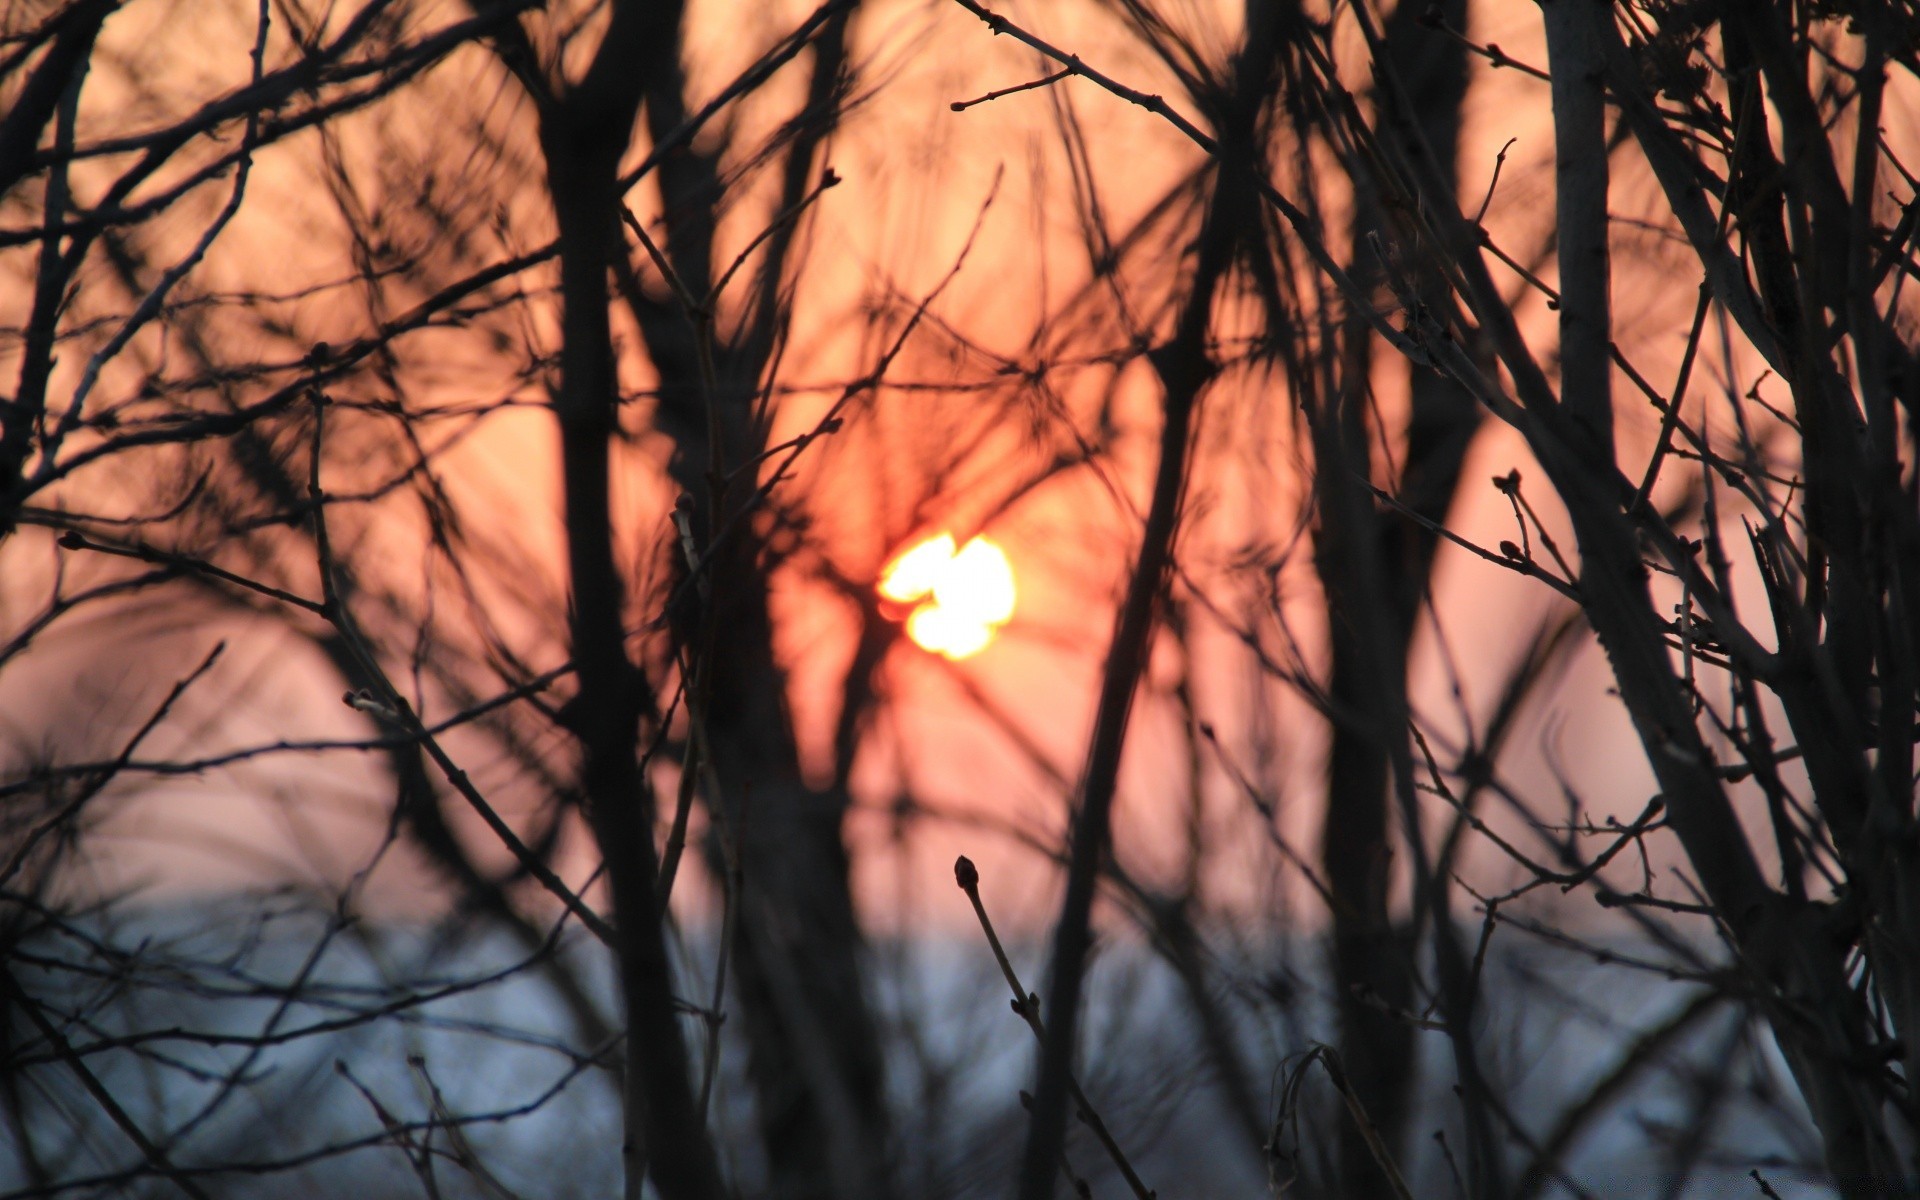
[878, 533, 1016, 659]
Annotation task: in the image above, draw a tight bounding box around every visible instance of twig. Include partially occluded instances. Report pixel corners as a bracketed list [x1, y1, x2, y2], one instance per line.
[1272, 1045, 1415, 1200]
[0, 641, 225, 888]
[54, 530, 325, 613]
[2, 967, 214, 1200]
[950, 69, 1071, 112]
[307, 392, 617, 948]
[954, 856, 1155, 1200]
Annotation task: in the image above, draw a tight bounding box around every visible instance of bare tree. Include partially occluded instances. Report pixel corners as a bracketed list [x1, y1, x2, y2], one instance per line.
[942, 0, 1920, 1195]
[9, 1, 1920, 1198]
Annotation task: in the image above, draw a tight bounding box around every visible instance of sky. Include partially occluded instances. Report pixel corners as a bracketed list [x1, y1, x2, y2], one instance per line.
[0, 0, 1872, 938]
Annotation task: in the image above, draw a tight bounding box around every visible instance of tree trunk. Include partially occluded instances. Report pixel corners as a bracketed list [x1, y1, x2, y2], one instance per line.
[1317, 0, 1476, 1188]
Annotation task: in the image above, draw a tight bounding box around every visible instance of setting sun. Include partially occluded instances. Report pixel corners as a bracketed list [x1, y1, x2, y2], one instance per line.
[878, 533, 1016, 659]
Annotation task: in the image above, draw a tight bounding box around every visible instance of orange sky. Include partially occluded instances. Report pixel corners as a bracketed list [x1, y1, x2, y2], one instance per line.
[3, 0, 1900, 935]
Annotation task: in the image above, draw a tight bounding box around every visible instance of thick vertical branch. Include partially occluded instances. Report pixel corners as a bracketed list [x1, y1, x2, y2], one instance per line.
[527, 4, 724, 1198]
[0, 12, 95, 537]
[1315, 0, 1475, 1186]
[1312, 330, 1417, 1195]
[0, 0, 114, 201]
[1541, 0, 1612, 457]
[627, 11, 897, 1198]
[1014, 125, 1241, 1200]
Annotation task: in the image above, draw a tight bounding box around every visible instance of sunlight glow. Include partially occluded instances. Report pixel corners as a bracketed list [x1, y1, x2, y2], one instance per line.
[878, 533, 1016, 659]
[877, 534, 958, 604]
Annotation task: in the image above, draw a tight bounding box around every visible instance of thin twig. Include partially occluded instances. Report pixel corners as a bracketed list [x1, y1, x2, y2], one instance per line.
[954, 856, 1155, 1200]
[950, 69, 1071, 112]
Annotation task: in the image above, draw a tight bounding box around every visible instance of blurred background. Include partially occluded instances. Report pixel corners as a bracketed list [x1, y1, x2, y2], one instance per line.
[5, 0, 1912, 1196]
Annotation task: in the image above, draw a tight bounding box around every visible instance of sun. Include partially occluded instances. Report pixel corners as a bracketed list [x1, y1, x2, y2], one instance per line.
[878, 533, 1016, 659]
